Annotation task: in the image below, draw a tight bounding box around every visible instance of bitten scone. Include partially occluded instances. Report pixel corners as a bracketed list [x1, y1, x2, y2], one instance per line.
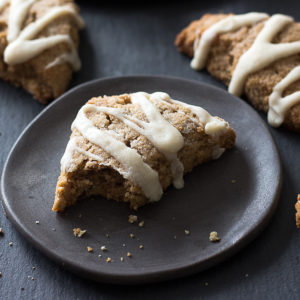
[0, 0, 84, 104]
[53, 92, 236, 212]
[176, 12, 300, 132]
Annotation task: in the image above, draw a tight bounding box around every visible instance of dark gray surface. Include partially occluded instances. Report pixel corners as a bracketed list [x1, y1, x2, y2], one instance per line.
[0, 0, 299, 298]
[1, 76, 282, 284]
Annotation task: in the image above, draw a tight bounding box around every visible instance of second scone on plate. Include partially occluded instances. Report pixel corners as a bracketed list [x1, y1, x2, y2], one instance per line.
[53, 92, 236, 212]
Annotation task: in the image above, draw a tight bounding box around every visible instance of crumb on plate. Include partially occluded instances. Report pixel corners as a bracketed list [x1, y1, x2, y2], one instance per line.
[184, 229, 190, 235]
[73, 228, 87, 237]
[209, 231, 221, 242]
[128, 215, 138, 224]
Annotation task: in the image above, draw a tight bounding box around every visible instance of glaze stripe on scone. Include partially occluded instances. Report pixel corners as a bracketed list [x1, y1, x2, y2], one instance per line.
[53, 92, 235, 212]
[176, 12, 300, 132]
[0, 0, 84, 103]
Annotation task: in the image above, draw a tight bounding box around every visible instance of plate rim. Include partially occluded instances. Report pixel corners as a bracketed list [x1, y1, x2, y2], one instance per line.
[1, 75, 283, 284]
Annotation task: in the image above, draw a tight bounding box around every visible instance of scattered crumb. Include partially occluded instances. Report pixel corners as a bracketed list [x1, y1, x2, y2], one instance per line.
[106, 234, 110, 238]
[122, 243, 126, 247]
[209, 231, 221, 242]
[0, 228, 3, 235]
[139, 245, 144, 249]
[0, 272, 2, 277]
[8, 242, 13, 246]
[245, 273, 249, 278]
[184, 229, 190, 235]
[35, 221, 40, 224]
[205, 282, 208, 286]
[73, 228, 86, 237]
[100, 246, 107, 252]
[106, 257, 112, 263]
[31, 277, 34, 281]
[87, 246, 93, 252]
[130, 233, 135, 239]
[120, 257, 124, 262]
[98, 254, 102, 257]
[52, 228, 56, 231]
[32, 267, 36, 270]
[127, 252, 132, 257]
[28, 276, 34, 281]
[138, 221, 145, 227]
[128, 215, 138, 224]
[231, 179, 237, 184]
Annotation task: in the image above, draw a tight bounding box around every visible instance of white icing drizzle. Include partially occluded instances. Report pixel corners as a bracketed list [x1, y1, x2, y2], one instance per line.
[148, 92, 230, 159]
[3, 1, 84, 70]
[191, 12, 300, 126]
[7, 0, 35, 42]
[70, 102, 163, 202]
[268, 66, 300, 127]
[61, 92, 230, 201]
[61, 138, 130, 180]
[79, 92, 185, 189]
[191, 12, 268, 70]
[229, 14, 300, 96]
[170, 98, 230, 139]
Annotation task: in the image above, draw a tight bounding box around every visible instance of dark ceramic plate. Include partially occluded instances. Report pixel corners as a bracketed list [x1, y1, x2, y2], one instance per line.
[1, 76, 282, 284]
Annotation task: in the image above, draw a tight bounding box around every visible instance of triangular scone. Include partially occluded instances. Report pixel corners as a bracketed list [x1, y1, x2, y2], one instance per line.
[53, 92, 235, 212]
[0, 0, 84, 104]
[176, 13, 300, 132]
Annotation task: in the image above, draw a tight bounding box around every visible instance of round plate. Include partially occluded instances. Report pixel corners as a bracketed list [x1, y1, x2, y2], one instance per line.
[1, 76, 282, 284]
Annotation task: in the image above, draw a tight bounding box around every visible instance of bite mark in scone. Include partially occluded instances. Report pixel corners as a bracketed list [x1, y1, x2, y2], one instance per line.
[53, 92, 235, 212]
[175, 12, 300, 133]
[0, 0, 84, 104]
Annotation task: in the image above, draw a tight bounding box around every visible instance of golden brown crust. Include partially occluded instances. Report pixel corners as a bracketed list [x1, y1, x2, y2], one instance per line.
[296, 194, 300, 228]
[0, 0, 81, 104]
[175, 14, 300, 133]
[53, 93, 236, 212]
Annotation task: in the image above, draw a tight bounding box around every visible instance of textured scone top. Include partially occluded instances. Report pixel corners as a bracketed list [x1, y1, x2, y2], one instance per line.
[60, 92, 232, 202]
[0, 0, 84, 70]
[185, 12, 300, 129]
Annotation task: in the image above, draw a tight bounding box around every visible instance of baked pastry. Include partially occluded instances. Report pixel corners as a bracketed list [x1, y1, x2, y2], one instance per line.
[0, 0, 84, 104]
[53, 92, 236, 212]
[176, 13, 300, 132]
[296, 194, 300, 227]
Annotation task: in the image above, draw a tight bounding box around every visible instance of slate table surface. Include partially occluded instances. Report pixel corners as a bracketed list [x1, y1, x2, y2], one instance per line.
[0, 0, 300, 299]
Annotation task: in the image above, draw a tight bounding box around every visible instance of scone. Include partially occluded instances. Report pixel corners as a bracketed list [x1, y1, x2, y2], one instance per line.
[176, 12, 300, 132]
[0, 0, 84, 104]
[53, 92, 235, 212]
